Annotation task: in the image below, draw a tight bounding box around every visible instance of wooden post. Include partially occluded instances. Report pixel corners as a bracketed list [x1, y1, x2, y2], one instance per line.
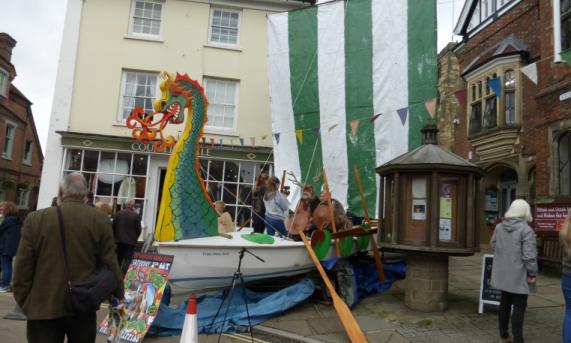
[430, 171, 438, 248]
[392, 172, 399, 245]
[323, 170, 341, 257]
[466, 174, 474, 248]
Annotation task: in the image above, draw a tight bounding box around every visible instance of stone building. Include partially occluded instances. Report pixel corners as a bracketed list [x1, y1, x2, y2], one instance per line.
[0, 33, 44, 213]
[451, 0, 571, 241]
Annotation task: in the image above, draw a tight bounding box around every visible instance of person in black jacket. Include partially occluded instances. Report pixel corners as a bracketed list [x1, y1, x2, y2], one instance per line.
[0, 201, 22, 292]
[112, 199, 141, 274]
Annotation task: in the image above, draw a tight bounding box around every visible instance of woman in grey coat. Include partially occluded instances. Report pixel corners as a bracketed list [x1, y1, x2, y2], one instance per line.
[491, 199, 538, 343]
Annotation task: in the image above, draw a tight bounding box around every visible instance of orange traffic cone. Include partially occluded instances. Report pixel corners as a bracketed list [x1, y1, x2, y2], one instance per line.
[180, 294, 198, 343]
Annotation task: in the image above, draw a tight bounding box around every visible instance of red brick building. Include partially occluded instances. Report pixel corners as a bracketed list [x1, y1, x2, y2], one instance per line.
[451, 0, 571, 241]
[0, 33, 44, 213]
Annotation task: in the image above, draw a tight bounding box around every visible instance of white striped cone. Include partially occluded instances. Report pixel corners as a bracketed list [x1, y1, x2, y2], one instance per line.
[180, 295, 198, 343]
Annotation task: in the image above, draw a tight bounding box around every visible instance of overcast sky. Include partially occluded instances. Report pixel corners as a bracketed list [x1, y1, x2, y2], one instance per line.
[0, 0, 464, 153]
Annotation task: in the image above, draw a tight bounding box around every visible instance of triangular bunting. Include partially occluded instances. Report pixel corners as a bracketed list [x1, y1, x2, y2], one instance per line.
[486, 77, 502, 97]
[454, 89, 467, 108]
[328, 123, 338, 132]
[370, 113, 382, 122]
[562, 48, 571, 67]
[201, 137, 206, 145]
[312, 127, 321, 137]
[230, 139, 235, 146]
[397, 107, 408, 126]
[240, 138, 244, 146]
[350, 120, 359, 137]
[210, 138, 215, 146]
[520, 62, 538, 85]
[261, 134, 268, 140]
[296, 129, 303, 144]
[274, 133, 280, 145]
[424, 98, 436, 118]
[219, 138, 223, 146]
[250, 137, 256, 147]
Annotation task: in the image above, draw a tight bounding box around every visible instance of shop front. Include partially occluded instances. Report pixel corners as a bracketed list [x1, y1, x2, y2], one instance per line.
[60, 132, 273, 236]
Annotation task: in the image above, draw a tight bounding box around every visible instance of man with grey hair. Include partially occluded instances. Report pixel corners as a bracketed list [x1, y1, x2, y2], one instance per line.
[112, 198, 142, 274]
[13, 173, 123, 343]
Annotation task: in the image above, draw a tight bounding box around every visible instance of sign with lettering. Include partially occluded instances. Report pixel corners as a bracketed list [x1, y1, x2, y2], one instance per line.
[560, 91, 571, 102]
[479, 254, 501, 314]
[98, 253, 174, 343]
[534, 204, 571, 231]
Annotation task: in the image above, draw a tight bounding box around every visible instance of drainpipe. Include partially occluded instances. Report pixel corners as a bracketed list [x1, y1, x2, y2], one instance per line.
[553, 0, 563, 63]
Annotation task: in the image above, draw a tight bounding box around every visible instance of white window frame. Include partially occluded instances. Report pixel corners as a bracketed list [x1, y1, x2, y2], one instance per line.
[127, 0, 164, 40]
[203, 77, 239, 134]
[22, 139, 33, 166]
[117, 70, 160, 123]
[208, 7, 242, 47]
[2, 121, 17, 160]
[0, 68, 8, 97]
[17, 188, 30, 209]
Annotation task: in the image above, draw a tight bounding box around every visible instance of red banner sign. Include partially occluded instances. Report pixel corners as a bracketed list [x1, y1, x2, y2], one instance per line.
[534, 204, 571, 231]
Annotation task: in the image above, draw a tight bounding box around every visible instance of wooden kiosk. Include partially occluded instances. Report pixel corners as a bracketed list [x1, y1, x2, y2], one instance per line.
[376, 124, 484, 312]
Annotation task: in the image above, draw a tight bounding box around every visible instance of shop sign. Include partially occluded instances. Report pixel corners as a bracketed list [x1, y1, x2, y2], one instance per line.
[560, 91, 571, 102]
[533, 204, 571, 231]
[130, 142, 172, 154]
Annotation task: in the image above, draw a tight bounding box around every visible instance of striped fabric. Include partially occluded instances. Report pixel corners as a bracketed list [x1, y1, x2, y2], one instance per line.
[268, 0, 437, 217]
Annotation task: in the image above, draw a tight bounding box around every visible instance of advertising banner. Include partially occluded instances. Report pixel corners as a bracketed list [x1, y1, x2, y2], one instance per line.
[534, 204, 571, 232]
[98, 253, 174, 343]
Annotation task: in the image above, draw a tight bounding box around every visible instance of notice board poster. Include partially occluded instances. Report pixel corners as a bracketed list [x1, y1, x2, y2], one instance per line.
[98, 253, 174, 343]
[534, 204, 571, 231]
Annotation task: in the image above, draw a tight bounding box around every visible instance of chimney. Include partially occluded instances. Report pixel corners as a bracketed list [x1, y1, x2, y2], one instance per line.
[421, 123, 439, 145]
[0, 33, 17, 64]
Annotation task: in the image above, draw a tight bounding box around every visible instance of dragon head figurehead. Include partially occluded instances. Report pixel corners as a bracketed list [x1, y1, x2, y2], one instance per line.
[126, 71, 208, 153]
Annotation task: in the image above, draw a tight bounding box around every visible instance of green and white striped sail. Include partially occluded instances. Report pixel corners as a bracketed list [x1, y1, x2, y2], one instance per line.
[268, 0, 437, 217]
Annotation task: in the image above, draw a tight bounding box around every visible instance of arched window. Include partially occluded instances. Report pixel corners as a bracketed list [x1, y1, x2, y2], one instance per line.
[559, 132, 571, 195]
[504, 69, 516, 125]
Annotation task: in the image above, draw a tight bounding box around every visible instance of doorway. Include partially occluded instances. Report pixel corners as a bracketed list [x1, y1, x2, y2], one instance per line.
[155, 168, 167, 226]
[499, 169, 518, 217]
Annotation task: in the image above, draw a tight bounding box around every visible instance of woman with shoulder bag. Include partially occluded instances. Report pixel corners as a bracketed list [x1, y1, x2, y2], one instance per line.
[263, 176, 290, 237]
[491, 199, 538, 343]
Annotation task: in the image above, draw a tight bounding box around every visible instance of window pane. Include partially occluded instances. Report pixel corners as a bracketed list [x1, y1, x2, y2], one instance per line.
[239, 162, 255, 184]
[83, 150, 99, 172]
[66, 149, 83, 170]
[132, 154, 148, 175]
[134, 176, 147, 198]
[97, 174, 114, 196]
[209, 160, 224, 181]
[483, 96, 497, 129]
[469, 103, 482, 135]
[224, 161, 239, 183]
[223, 183, 237, 205]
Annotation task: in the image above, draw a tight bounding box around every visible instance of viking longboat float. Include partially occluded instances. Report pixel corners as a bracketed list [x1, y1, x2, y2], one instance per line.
[126, 72, 380, 292]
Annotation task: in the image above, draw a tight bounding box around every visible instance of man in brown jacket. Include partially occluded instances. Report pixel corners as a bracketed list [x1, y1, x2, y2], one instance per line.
[13, 173, 124, 343]
[112, 198, 142, 273]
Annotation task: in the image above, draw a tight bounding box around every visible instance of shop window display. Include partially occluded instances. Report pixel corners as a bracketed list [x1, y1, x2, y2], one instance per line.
[63, 149, 149, 215]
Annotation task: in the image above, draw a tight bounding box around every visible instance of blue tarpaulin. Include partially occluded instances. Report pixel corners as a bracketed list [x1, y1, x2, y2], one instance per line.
[148, 278, 315, 336]
[148, 260, 406, 337]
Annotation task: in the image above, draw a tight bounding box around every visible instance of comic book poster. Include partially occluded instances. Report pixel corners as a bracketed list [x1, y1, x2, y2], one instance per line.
[98, 253, 174, 343]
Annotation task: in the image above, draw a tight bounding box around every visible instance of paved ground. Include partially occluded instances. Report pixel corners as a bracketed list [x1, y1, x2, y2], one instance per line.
[0, 251, 565, 342]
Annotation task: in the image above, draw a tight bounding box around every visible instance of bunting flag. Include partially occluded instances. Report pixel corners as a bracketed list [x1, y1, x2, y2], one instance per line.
[520, 62, 538, 85]
[370, 112, 382, 122]
[454, 89, 467, 108]
[268, 0, 437, 215]
[219, 138, 223, 146]
[209, 138, 215, 146]
[562, 48, 571, 67]
[397, 107, 408, 126]
[486, 77, 502, 97]
[250, 137, 256, 147]
[230, 138, 235, 146]
[274, 133, 281, 145]
[424, 98, 436, 118]
[295, 129, 303, 144]
[261, 134, 268, 140]
[239, 138, 244, 146]
[312, 127, 321, 137]
[201, 137, 206, 145]
[349, 119, 359, 137]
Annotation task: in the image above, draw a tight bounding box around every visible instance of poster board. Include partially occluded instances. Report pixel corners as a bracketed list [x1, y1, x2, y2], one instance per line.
[478, 254, 501, 314]
[98, 253, 174, 343]
[534, 204, 571, 231]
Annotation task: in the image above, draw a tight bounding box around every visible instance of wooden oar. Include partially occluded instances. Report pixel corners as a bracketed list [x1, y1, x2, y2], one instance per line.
[280, 169, 287, 192]
[323, 169, 341, 257]
[299, 230, 368, 342]
[332, 227, 378, 239]
[354, 165, 385, 282]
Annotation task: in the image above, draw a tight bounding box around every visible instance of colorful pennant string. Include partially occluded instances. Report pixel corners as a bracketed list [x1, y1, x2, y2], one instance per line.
[520, 62, 538, 85]
[370, 113, 382, 122]
[274, 133, 281, 145]
[250, 137, 256, 147]
[397, 107, 408, 125]
[486, 77, 502, 97]
[454, 89, 467, 108]
[350, 119, 359, 137]
[296, 129, 303, 144]
[424, 98, 436, 118]
[562, 48, 571, 67]
[240, 138, 244, 146]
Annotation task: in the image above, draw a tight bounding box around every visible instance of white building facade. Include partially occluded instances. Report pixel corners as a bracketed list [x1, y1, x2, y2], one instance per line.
[39, 0, 307, 232]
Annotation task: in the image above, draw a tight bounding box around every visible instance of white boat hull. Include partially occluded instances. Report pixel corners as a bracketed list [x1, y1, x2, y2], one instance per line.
[155, 229, 373, 292]
[156, 230, 315, 292]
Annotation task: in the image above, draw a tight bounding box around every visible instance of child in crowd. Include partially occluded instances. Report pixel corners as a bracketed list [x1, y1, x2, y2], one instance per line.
[214, 200, 234, 235]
